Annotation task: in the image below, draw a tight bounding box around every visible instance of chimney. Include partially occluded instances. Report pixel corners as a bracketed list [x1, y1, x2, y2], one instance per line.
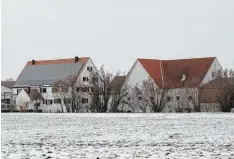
[74, 56, 79, 63]
[32, 59, 36, 65]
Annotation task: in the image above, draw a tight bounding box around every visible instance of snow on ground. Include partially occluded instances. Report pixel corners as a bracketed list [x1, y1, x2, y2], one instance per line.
[1, 113, 234, 159]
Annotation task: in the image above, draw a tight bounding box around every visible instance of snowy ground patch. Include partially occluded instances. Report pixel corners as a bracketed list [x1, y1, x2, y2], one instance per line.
[1, 113, 234, 159]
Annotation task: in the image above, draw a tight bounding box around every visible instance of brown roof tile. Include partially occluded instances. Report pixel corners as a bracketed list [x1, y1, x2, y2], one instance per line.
[200, 77, 234, 89]
[1, 81, 15, 88]
[138, 59, 163, 88]
[138, 57, 216, 88]
[199, 78, 234, 103]
[162, 57, 215, 88]
[24, 89, 44, 100]
[109, 76, 126, 91]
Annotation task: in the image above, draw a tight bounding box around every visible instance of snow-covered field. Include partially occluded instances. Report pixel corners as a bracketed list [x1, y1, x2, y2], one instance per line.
[1, 113, 234, 159]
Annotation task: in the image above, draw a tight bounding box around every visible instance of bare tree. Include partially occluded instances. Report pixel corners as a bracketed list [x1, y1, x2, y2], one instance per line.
[52, 87, 68, 113]
[135, 78, 170, 112]
[125, 86, 140, 113]
[89, 65, 113, 112]
[109, 83, 130, 112]
[216, 68, 234, 112]
[54, 75, 82, 113]
[124, 78, 171, 113]
[176, 88, 199, 112]
[89, 69, 102, 112]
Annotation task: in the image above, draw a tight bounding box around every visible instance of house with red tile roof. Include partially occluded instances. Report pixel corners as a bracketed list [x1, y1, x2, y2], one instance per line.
[122, 57, 223, 112]
[13, 56, 97, 113]
[199, 77, 234, 112]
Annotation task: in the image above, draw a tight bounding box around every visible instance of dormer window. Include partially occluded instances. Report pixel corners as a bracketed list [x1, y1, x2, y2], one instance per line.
[181, 74, 187, 82]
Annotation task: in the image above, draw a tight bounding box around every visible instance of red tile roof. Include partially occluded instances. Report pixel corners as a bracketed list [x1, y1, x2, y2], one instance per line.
[26, 57, 89, 66]
[138, 57, 216, 88]
[199, 78, 234, 103]
[138, 59, 163, 88]
[109, 76, 126, 91]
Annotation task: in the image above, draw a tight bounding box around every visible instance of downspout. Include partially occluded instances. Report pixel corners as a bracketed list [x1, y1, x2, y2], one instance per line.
[160, 60, 164, 88]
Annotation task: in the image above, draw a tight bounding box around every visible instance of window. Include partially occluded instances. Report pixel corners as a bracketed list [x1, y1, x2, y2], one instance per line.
[46, 100, 53, 105]
[54, 99, 61, 104]
[81, 87, 89, 93]
[62, 87, 68, 93]
[87, 66, 93, 72]
[211, 72, 215, 78]
[52, 87, 59, 93]
[82, 98, 88, 104]
[138, 96, 142, 101]
[76, 87, 81, 92]
[83, 77, 89, 82]
[2, 99, 10, 104]
[167, 96, 171, 101]
[176, 96, 180, 100]
[188, 96, 193, 100]
[17, 89, 22, 94]
[64, 98, 71, 104]
[6, 99, 10, 104]
[42, 88, 47, 93]
[92, 77, 98, 83]
[43, 99, 46, 104]
[89, 87, 93, 93]
[34, 103, 40, 107]
[150, 97, 154, 101]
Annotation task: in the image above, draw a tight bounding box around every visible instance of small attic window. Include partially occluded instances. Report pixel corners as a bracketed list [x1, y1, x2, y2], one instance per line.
[181, 74, 187, 82]
[87, 66, 93, 72]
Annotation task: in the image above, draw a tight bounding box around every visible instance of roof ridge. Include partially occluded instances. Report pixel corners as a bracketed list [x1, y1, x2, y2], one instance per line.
[138, 57, 216, 61]
[162, 57, 216, 61]
[137, 58, 161, 61]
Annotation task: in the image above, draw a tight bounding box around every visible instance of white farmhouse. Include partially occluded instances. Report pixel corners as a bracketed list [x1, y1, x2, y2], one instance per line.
[13, 56, 96, 113]
[122, 57, 223, 112]
[16, 89, 44, 112]
[1, 80, 15, 111]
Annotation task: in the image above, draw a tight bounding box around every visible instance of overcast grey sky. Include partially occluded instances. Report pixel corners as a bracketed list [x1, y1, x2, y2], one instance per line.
[2, 0, 234, 80]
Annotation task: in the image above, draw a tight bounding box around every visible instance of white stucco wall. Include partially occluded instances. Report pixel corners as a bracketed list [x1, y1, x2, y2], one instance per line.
[114, 60, 159, 112]
[12, 88, 18, 95]
[78, 58, 96, 83]
[124, 60, 153, 88]
[77, 58, 97, 109]
[162, 88, 199, 112]
[200, 58, 222, 86]
[1, 85, 12, 99]
[16, 90, 31, 110]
